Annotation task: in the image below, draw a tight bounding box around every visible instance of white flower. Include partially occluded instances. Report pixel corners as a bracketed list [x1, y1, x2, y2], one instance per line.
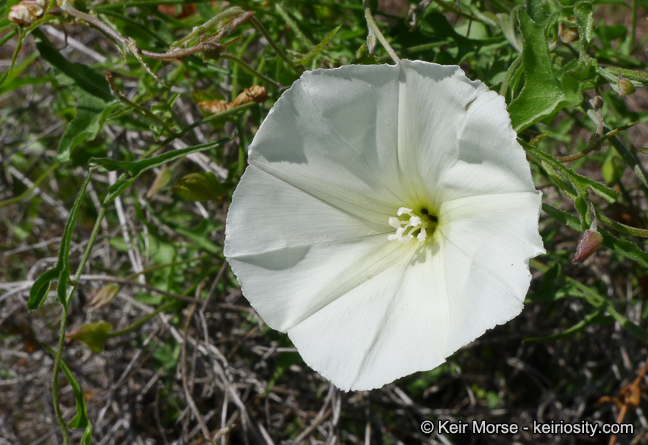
[224, 60, 545, 391]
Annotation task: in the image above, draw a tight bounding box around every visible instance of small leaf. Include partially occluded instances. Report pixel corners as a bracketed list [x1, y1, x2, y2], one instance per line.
[27, 267, 60, 312]
[292, 25, 341, 66]
[66, 321, 113, 353]
[497, 9, 523, 52]
[94, 138, 231, 204]
[523, 310, 605, 343]
[574, 2, 593, 54]
[526, 262, 564, 302]
[43, 345, 93, 442]
[602, 153, 625, 185]
[86, 283, 120, 310]
[171, 172, 227, 201]
[146, 167, 174, 199]
[104, 175, 137, 205]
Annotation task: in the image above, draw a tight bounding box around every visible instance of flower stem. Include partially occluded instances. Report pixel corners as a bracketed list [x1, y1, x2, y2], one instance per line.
[51, 307, 70, 445]
[52, 204, 106, 445]
[363, 0, 400, 64]
[555, 122, 636, 163]
[248, 16, 299, 73]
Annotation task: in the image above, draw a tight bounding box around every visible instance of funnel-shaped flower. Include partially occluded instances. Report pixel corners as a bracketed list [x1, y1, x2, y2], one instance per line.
[225, 61, 544, 391]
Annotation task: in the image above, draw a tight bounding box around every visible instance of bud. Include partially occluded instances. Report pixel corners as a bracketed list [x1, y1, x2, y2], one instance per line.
[589, 95, 603, 110]
[171, 172, 227, 201]
[572, 229, 603, 263]
[618, 77, 635, 96]
[66, 321, 113, 353]
[560, 27, 579, 43]
[86, 283, 120, 310]
[8, 0, 45, 27]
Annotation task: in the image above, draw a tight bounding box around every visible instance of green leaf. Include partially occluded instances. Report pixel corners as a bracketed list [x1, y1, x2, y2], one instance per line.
[34, 33, 118, 162]
[574, 194, 589, 231]
[66, 321, 113, 353]
[564, 3, 599, 84]
[524, 142, 617, 203]
[27, 170, 94, 312]
[0, 49, 40, 95]
[602, 152, 625, 185]
[156, 217, 221, 255]
[91, 138, 232, 204]
[572, 279, 648, 342]
[90, 139, 230, 176]
[104, 175, 137, 205]
[293, 25, 341, 66]
[43, 345, 93, 443]
[532, 259, 648, 342]
[171, 172, 227, 201]
[526, 262, 565, 302]
[523, 309, 605, 343]
[497, 9, 522, 52]
[508, 9, 581, 131]
[27, 267, 60, 312]
[574, 2, 593, 54]
[275, 3, 314, 48]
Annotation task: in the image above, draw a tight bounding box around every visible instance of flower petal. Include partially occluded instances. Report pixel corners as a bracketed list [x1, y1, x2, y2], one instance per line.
[228, 234, 414, 333]
[225, 166, 388, 258]
[435, 91, 537, 202]
[248, 64, 408, 218]
[436, 191, 545, 353]
[396, 61, 487, 207]
[288, 188, 543, 391]
[287, 247, 429, 391]
[225, 167, 413, 333]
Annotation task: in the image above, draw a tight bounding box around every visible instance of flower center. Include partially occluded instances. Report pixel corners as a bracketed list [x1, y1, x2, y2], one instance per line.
[387, 207, 438, 244]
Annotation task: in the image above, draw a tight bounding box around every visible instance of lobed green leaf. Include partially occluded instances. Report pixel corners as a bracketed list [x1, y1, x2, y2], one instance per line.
[508, 8, 581, 131]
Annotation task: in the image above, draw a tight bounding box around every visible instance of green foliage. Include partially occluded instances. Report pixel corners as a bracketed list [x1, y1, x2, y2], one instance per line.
[27, 170, 93, 311]
[66, 321, 113, 353]
[43, 345, 93, 445]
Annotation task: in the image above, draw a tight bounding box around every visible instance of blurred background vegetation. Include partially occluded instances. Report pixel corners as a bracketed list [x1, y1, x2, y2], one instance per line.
[2, 0, 648, 443]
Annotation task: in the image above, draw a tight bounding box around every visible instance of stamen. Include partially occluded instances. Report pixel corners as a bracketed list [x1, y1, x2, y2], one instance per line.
[399, 235, 413, 244]
[388, 217, 402, 229]
[387, 207, 436, 244]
